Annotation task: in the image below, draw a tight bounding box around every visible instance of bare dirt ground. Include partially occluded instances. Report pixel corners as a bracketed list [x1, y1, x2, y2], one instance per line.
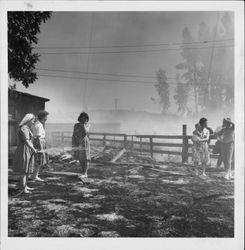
[8, 156, 234, 237]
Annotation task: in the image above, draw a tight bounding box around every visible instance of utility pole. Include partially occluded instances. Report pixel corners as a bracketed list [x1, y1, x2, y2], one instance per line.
[204, 12, 220, 108]
[82, 13, 94, 112]
[114, 98, 118, 111]
[193, 65, 198, 114]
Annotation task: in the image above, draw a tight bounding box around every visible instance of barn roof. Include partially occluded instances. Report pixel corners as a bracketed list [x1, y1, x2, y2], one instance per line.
[9, 89, 50, 102]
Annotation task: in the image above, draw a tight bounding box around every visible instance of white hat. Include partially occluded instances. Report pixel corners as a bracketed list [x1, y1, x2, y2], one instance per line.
[19, 113, 35, 127]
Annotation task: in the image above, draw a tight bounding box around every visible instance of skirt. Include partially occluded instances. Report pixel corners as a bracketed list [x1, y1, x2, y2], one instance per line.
[33, 138, 47, 166]
[220, 141, 234, 170]
[192, 142, 210, 164]
[13, 144, 33, 175]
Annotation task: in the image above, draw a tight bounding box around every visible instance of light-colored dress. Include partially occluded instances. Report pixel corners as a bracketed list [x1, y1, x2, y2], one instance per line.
[13, 125, 33, 174]
[192, 128, 210, 164]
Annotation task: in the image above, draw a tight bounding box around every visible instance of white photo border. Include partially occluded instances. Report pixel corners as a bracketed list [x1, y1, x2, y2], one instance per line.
[1, 1, 244, 250]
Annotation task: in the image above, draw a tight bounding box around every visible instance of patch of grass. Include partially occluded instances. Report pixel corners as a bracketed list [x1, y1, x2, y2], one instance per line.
[8, 162, 234, 237]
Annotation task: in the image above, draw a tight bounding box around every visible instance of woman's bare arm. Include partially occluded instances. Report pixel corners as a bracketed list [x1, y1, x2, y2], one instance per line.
[24, 139, 37, 153]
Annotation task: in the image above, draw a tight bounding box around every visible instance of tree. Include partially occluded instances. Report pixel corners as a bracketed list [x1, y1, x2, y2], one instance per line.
[215, 12, 234, 108]
[154, 69, 170, 114]
[173, 74, 191, 116]
[8, 12, 52, 88]
[176, 27, 200, 114]
[176, 12, 234, 114]
[198, 13, 234, 111]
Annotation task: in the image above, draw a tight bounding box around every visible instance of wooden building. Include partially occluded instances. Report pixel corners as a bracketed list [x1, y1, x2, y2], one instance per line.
[8, 89, 49, 150]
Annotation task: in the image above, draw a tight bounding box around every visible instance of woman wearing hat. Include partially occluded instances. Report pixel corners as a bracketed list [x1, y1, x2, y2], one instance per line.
[13, 113, 37, 193]
[217, 118, 234, 180]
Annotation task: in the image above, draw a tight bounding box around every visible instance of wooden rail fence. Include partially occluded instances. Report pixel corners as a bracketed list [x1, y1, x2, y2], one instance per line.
[50, 124, 218, 163]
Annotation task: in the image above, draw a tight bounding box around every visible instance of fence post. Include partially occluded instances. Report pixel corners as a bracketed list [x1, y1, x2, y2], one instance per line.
[182, 124, 188, 163]
[150, 137, 153, 158]
[51, 132, 55, 147]
[103, 135, 106, 147]
[123, 134, 127, 149]
[140, 137, 142, 155]
[61, 132, 65, 150]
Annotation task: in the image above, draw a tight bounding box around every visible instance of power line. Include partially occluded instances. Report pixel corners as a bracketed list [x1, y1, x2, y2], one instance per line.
[34, 38, 233, 49]
[36, 73, 232, 86]
[38, 44, 234, 55]
[37, 73, 157, 85]
[36, 68, 175, 80]
[36, 68, 232, 82]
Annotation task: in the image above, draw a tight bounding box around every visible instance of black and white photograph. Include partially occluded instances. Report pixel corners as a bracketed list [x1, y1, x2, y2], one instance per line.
[0, 1, 244, 250]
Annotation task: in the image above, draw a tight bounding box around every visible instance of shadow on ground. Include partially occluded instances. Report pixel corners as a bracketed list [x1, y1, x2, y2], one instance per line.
[8, 162, 234, 237]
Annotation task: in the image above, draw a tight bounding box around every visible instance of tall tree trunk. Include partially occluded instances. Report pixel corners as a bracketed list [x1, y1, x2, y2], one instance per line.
[193, 70, 198, 114]
[194, 86, 198, 114]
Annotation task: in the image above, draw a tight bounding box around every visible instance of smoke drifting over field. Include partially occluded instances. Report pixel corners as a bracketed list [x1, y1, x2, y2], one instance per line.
[46, 107, 234, 136]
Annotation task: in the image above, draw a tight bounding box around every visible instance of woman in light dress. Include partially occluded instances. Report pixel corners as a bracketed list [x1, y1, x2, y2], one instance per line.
[192, 118, 210, 176]
[13, 113, 37, 193]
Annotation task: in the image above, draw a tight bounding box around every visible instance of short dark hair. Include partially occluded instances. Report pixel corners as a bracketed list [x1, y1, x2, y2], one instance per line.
[78, 112, 89, 123]
[199, 117, 207, 126]
[37, 110, 49, 120]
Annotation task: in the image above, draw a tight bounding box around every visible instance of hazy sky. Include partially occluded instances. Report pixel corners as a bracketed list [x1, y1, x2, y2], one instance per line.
[14, 11, 221, 117]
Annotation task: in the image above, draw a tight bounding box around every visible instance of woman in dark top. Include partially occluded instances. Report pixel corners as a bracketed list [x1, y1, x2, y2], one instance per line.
[72, 112, 91, 179]
[217, 118, 235, 180]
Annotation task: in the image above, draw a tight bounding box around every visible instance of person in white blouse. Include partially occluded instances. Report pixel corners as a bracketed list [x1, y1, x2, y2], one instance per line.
[32, 110, 49, 181]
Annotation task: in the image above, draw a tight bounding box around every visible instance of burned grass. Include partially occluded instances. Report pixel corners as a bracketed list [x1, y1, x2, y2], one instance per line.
[8, 160, 234, 237]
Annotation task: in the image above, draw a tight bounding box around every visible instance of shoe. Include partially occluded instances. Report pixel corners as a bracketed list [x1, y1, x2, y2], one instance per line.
[23, 189, 31, 194]
[217, 165, 224, 169]
[33, 177, 44, 182]
[78, 174, 88, 180]
[224, 173, 230, 180]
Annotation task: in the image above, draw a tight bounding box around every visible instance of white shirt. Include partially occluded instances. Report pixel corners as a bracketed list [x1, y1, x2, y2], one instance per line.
[32, 120, 45, 139]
